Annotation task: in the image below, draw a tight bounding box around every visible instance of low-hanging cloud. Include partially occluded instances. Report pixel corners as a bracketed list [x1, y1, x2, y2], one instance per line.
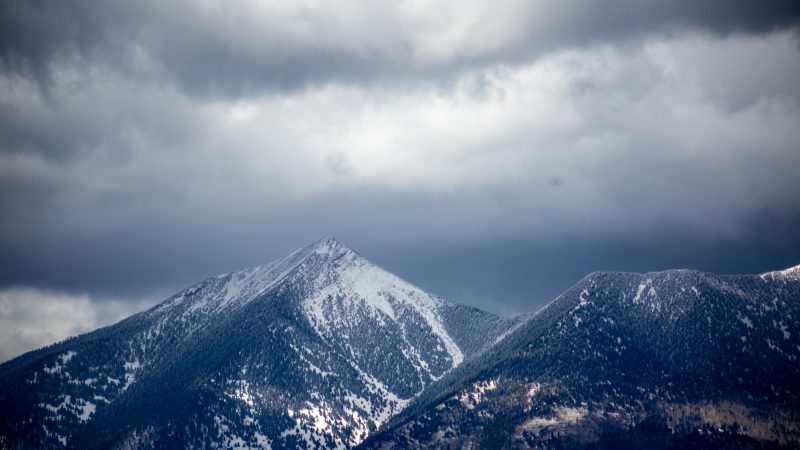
[0, 288, 154, 362]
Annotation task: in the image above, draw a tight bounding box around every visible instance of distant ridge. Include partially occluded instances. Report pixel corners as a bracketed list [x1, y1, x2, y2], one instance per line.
[361, 264, 800, 449]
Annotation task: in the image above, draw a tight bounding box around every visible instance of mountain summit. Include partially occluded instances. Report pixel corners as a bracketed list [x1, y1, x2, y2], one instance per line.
[361, 266, 800, 449]
[0, 238, 514, 449]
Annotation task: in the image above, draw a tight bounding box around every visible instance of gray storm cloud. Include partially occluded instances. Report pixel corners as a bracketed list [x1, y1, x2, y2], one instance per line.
[1, 0, 799, 361]
[2, 0, 799, 96]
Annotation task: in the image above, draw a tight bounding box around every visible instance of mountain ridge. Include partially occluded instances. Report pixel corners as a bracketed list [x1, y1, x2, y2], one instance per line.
[360, 263, 800, 449]
[0, 237, 515, 449]
[2, 242, 797, 449]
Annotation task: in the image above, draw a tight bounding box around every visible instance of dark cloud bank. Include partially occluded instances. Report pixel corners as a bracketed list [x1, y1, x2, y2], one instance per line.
[2, 0, 799, 96]
[1, 0, 799, 359]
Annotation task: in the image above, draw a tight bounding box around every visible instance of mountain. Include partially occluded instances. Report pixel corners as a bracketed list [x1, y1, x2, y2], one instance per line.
[360, 265, 800, 449]
[0, 237, 515, 449]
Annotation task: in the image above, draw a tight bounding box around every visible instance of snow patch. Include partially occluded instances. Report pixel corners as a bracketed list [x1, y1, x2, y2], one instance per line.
[579, 289, 590, 306]
[254, 431, 272, 449]
[458, 379, 498, 409]
[60, 351, 76, 365]
[228, 379, 256, 409]
[41, 424, 67, 446]
[44, 353, 76, 375]
[78, 401, 96, 423]
[39, 395, 96, 424]
[633, 283, 647, 303]
[777, 321, 791, 339]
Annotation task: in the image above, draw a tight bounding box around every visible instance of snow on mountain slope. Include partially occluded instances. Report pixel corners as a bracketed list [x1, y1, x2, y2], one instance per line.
[761, 263, 800, 282]
[0, 237, 515, 449]
[302, 243, 464, 381]
[361, 265, 800, 449]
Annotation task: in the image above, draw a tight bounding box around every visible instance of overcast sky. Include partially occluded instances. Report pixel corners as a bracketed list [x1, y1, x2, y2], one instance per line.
[2, 0, 799, 361]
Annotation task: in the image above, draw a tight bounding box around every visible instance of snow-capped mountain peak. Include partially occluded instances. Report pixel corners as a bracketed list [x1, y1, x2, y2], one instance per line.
[307, 235, 351, 258]
[152, 236, 357, 322]
[0, 237, 515, 449]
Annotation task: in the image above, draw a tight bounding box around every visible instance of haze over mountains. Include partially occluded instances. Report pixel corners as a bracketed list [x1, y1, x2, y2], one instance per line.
[1, 238, 798, 449]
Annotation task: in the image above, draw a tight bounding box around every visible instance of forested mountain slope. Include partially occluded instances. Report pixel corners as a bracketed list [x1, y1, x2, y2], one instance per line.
[361, 265, 800, 449]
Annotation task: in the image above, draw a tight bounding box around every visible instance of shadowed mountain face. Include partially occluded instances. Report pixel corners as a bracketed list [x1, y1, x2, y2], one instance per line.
[360, 266, 800, 449]
[0, 238, 515, 449]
